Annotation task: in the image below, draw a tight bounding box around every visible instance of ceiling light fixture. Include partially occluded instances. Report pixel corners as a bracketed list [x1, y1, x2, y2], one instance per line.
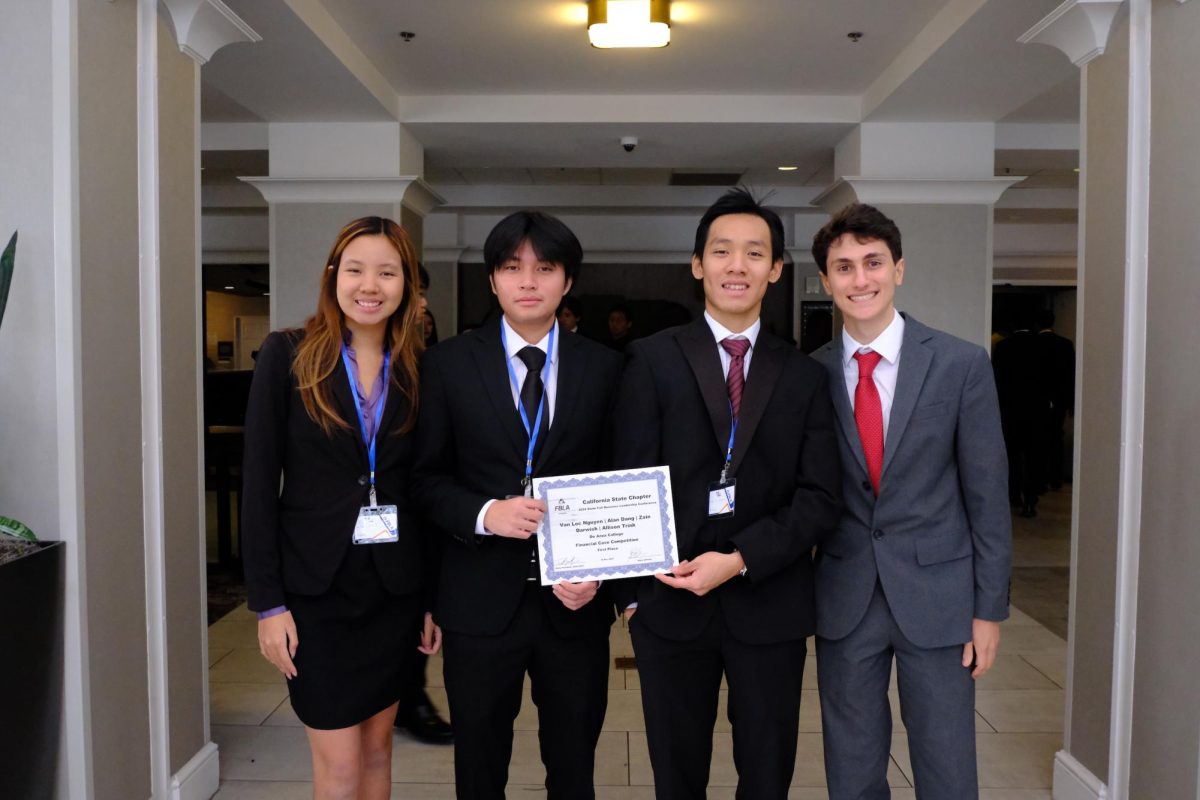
[777, 166, 799, 171]
[588, 0, 671, 48]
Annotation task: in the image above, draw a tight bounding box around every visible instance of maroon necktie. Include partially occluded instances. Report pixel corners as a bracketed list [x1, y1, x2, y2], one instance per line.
[853, 350, 884, 496]
[721, 337, 750, 417]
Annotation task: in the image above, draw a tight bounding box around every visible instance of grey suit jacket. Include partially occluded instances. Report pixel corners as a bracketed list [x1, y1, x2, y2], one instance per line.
[813, 314, 1011, 649]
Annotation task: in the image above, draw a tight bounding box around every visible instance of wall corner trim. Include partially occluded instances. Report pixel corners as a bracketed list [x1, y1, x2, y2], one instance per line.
[170, 741, 219, 800]
[1018, 0, 1124, 67]
[1054, 750, 1109, 800]
[160, 0, 261, 65]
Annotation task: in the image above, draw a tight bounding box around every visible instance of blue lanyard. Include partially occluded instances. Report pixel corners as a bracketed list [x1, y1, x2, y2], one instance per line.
[499, 321, 556, 487]
[340, 343, 389, 504]
[721, 402, 738, 483]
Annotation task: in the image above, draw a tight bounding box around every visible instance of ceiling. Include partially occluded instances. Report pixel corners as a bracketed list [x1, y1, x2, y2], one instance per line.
[201, 0, 1082, 196]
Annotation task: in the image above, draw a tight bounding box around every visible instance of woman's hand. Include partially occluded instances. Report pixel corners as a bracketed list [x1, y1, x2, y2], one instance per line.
[257, 612, 299, 679]
[418, 611, 442, 655]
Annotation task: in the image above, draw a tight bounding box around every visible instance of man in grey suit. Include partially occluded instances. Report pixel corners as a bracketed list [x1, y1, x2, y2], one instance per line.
[811, 203, 1011, 799]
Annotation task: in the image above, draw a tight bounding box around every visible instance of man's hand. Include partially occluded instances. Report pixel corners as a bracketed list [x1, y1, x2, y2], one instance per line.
[418, 611, 442, 655]
[963, 618, 1001, 679]
[484, 497, 546, 539]
[654, 551, 745, 596]
[257, 612, 299, 679]
[553, 580, 600, 611]
[622, 606, 636, 621]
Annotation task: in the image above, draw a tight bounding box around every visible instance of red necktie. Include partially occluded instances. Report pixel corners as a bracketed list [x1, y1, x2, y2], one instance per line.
[721, 337, 750, 417]
[853, 350, 884, 496]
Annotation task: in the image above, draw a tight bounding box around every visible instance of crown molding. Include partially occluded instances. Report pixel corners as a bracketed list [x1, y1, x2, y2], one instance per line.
[239, 177, 445, 215]
[159, 0, 260, 65]
[1018, 0, 1123, 67]
[813, 177, 1023, 212]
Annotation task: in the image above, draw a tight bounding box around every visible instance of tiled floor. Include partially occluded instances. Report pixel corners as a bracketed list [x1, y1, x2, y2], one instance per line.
[207, 600, 1065, 799]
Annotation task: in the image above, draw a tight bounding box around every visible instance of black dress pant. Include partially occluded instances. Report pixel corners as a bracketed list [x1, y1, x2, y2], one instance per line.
[442, 583, 610, 800]
[631, 610, 807, 799]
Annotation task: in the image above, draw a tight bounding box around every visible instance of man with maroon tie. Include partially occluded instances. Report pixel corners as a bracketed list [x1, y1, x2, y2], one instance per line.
[611, 188, 842, 798]
[811, 203, 1012, 800]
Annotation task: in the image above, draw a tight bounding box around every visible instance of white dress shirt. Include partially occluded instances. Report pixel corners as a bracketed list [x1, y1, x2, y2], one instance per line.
[704, 311, 761, 382]
[840, 310, 905, 439]
[475, 317, 561, 535]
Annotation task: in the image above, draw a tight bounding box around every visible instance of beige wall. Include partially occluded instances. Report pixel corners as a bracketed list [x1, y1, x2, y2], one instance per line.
[1067, 13, 1129, 781]
[157, 16, 208, 776]
[77, 0, 151, 796]
[1129, 1, 1200, 796]
[206, 290, 270, 364]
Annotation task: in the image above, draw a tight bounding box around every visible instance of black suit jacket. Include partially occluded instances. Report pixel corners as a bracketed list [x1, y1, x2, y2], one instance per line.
[241, 330, 427, 611]
[411, 320, 623, 638]
[611, 318, 842, 645]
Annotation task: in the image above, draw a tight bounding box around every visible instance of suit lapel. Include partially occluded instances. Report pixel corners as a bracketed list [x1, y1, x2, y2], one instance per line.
[470, 319, 529, 456]
[728, 333, 785, 475]
[819, 339, 870, 478]
[677, 318, 731, 458]
[537, 329, 581, 468]
[881, 315, 933, 478]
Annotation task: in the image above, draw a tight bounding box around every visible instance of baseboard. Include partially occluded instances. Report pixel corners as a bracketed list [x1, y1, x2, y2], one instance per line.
[170, 741, 219, 800]
[1054, 750, 1108, 800]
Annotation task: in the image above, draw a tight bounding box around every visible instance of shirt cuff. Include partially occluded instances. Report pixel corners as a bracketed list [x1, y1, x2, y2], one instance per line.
[625, 602, 638, 610]
[257, 605, 288, 620]
[474, 499, 498, 536]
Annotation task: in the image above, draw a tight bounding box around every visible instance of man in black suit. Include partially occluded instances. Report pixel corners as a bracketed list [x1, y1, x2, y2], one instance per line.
[412, 211, 622, 799]
[611, 188, 842, 798]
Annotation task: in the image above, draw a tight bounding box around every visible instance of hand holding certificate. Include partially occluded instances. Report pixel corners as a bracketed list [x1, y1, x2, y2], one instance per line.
[533, 467, 679, 586]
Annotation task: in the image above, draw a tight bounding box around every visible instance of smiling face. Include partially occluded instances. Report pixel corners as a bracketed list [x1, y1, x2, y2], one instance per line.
[820, 233, 904, 343]
[490, 238, 573, 341]
[691, 213, 783, 333]
[335, 234, 405, 337]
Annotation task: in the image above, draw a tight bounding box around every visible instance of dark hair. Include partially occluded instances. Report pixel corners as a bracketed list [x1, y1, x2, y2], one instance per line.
[609, 304, 632, 321]
[557, 296, 582, 317]
[418, 263, 430, 290]
[811, 203, 903, 274]
[483, 210, 583, 283]
[692, 187, 786, 264]
[1037, 309, 1055, 330]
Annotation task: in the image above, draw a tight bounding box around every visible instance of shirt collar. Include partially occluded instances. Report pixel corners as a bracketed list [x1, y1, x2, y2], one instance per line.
[704, 311, 761, 349]
[501, 315, 558, 365]
[841, 309, 905, 367]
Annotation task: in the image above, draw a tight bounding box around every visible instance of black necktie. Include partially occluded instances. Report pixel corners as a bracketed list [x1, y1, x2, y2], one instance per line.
[516, 346, 549, 446]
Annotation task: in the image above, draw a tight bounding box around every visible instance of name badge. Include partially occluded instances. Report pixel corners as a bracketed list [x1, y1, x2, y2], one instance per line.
[352, 505, 400, 544]
[707, 478, 736, 518]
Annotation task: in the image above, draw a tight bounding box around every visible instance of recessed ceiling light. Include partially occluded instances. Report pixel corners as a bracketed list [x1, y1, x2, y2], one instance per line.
[398, 31, 415, 42]
[847, 31, 864, 43]
[223, 285, 235, 290]
[1073, 168, 1081, 173]
[777, 166, 799, 171]
[589, 0, 671, 48]
[263, 292, 270, 297]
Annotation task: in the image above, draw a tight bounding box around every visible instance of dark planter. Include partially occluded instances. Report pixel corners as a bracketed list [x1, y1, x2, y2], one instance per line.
[0, 540, 64, 798]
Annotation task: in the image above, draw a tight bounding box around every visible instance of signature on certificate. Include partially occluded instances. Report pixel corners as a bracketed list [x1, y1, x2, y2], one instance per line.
[556, 555, 582, 568]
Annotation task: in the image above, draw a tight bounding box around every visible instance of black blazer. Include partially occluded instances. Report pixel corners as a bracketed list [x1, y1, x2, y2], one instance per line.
[411, 319, 622, 638]
[241, 330, 427, 611]
[610, 318, 842, 645]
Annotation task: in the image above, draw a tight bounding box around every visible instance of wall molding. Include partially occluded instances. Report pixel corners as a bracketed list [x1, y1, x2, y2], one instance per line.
[241, 177, 446, 214]
[1018, 0, 1124, 67]
[1055, 750, 1109, 800]
[813, 176, 1022, 212]
[170, 742, 219, 800]
[159, 0, 260, 65]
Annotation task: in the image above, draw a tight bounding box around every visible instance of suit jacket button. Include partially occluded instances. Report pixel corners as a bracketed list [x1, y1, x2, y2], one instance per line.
[872, 529, 885, 540]
[358, 475, 369, 486]
[862, 480, 872, 492]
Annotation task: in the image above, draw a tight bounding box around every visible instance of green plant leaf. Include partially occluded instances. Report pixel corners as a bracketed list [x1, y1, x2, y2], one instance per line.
[0, 231, 15, 332]
[0, 516, 37, 543]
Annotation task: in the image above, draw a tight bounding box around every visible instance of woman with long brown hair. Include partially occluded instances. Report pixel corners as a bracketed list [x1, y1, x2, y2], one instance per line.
[241, 216, 439, 799]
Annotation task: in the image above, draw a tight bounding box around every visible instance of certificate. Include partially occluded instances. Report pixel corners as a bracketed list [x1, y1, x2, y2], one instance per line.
[533, 466, 678, 585]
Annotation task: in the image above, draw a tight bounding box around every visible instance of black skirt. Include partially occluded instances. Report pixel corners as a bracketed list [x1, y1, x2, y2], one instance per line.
[285, 543, 422, 730]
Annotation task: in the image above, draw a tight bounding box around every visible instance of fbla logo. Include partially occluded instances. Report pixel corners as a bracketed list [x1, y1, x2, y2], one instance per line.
[553, 499, 572, 514]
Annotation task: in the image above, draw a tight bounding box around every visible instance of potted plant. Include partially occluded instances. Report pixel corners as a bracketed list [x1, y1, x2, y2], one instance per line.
[0, 230, 66, 796]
